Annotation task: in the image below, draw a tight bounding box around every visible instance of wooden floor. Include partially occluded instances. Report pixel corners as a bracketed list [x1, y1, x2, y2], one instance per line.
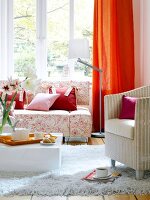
[1, 138, 149, 200]
[64, 137, 105, 145]
[0, 194, 150, 200]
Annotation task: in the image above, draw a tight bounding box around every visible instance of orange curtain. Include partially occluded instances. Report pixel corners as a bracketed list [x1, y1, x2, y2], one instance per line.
[92, 0, 135, 131]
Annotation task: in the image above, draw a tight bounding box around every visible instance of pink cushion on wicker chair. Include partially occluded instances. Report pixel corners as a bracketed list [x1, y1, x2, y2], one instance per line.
[119, 95, 137, 119]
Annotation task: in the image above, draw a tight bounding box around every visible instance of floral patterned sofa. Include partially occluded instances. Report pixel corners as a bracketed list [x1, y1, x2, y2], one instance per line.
[14, 80, 92, 139]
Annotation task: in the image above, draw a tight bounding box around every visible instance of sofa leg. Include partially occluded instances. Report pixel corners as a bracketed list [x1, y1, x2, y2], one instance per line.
[86, 137, 89, 143]
[136, 170, 144, 180]
[63, 137, 65, 144]
[111, 159, 116, 168]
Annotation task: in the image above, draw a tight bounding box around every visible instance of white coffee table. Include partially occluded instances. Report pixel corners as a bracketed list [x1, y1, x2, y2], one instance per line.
[0, 133, 63, 172]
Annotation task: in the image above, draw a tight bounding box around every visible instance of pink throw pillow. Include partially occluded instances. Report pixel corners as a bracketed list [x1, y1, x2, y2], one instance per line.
[26, 93, 60, 111]
[119, 95, 137, 119]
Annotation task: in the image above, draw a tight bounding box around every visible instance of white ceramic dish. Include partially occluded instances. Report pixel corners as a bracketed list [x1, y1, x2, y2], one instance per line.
[40, 141, 56, 145]
[93, 174, 112, 180]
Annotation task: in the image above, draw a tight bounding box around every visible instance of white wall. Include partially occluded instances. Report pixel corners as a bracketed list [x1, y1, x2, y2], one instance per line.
[133, 0, 150, 87]
[133, 0, 141, 87]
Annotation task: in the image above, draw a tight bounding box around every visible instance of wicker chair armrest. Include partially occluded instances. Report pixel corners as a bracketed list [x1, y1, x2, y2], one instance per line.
[134, 97, 150, 164]
[135, 97, 150, 137]
[104, 93, 122, 120]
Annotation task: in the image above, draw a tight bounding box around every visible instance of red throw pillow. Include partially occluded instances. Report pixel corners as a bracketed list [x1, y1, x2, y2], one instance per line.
[119, 95, 137, 119]
[49, 87, 77, 111]
[7, 91, 26, 109]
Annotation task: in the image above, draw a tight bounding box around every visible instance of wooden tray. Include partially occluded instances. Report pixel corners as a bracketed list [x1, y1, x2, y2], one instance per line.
[0, 133, 42, 146]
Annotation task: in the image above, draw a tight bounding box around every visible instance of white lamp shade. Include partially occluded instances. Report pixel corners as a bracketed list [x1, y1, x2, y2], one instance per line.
[68, 39, 90, 59]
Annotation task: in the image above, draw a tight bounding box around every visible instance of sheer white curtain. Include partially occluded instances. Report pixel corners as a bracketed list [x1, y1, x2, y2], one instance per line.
[133, 0, 150, 87]
[0, 0, 13, 80]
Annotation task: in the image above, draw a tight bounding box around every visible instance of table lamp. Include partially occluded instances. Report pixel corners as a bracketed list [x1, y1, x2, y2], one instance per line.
[68, 39, 105, 138]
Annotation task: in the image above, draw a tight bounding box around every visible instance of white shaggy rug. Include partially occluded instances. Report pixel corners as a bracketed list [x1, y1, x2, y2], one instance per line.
[0, 145, 150, 196]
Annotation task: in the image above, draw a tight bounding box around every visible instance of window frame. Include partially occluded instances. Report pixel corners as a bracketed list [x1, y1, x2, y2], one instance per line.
[0, 0, 14, 80]
[0, 0, 92, 80]
[36, 0, 47, 79]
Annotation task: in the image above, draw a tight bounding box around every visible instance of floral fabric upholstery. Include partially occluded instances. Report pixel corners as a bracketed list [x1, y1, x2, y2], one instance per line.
[14, 110, 70, 136]
[14, 108, 92, 137]
[0, 80, 89, 106]
[33, 80, 90, 106]
[13, 80, 92, 138]
[69, 109, 92, 137]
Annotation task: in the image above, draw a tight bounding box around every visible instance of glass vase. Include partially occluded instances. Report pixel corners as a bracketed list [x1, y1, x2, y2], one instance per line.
[0, 102, 16, 135]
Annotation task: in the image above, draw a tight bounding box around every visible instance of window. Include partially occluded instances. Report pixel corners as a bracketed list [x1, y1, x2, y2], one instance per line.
[47, 0, 69, 78]
[74, 0, 93, 78]
[0, 0, 93, 80]
[14, 0, 36, 77]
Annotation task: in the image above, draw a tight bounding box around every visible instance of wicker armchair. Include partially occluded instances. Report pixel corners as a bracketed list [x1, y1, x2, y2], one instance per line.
[104, 85, 150, 179]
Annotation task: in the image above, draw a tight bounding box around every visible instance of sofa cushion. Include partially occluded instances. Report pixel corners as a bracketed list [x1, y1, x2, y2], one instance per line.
[69, 109, 92, 138]
[14, 109, 69, 115]
[105, 118, 135, 139]
[14, 107, 92, 138]
[14, 109, 70, 136]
